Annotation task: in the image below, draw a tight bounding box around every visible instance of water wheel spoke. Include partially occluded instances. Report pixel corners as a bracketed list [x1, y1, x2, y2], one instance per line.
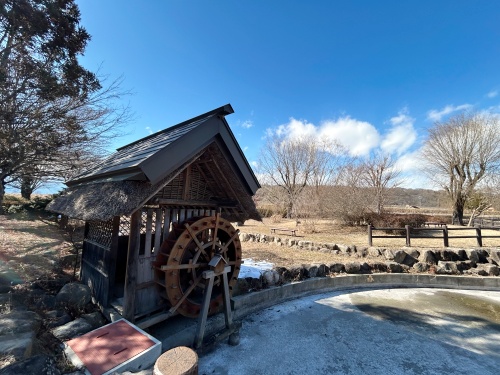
[211, 213, 221, 252]
[184, 223, 210, 259]
[219, 230, 240, 258]
[168, 275, 203, 314]
[160, 262, 208, 270]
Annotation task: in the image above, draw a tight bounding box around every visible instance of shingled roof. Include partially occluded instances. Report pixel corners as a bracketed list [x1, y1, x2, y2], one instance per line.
[48, 104, 261, 222]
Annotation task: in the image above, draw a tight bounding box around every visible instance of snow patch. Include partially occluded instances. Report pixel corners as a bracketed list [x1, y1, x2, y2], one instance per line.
[239, 259, 274, 279]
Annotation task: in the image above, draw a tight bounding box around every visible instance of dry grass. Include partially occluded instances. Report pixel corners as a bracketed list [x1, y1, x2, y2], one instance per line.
[239, 218, 500, 267]
[0, 212, 76, 282]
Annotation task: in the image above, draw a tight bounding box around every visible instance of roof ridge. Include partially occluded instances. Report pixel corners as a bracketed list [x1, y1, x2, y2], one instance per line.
[117, 103, 234, 151]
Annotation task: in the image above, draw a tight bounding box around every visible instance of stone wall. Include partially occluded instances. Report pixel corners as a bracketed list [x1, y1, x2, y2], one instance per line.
[235, 232, 500, 294]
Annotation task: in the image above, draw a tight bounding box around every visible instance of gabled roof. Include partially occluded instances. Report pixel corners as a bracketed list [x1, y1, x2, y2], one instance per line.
[68, 104, 259, 194]
[48, 104, 261, 222]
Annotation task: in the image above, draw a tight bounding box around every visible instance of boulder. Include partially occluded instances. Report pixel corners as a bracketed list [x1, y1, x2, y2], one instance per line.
[405, 248, 421, 259]
[413, 262, 429, 273]
[367, 248, 381, 257]
[344, 262, 361, 274]
[383, 249, 395, 260]
[328, 263, 345, 273]
[262, 270, 281, 286]
[0, 310, 41, 336]
[81, 311, 106, 328]
[385, 262, 403, 273]
[0, 354, 60, 375]
[51, 317, 93, 341]
[394, 250, 418, 267]
[55, 282, 91, 309]
[0, 331, 35, 360]
[304, 264, 319, 278]
[315, 264, 329, 277]
[465, 249, 480, 263]
[436, 261, 459, 275]
[483, 264, 500, 276]
[419, 250, 437, 265]
[369, 262, 388, 273]
[490, 249, 500, 264]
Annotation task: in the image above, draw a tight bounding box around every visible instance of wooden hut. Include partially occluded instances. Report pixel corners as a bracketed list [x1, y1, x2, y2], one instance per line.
[48, 104, 261, 328]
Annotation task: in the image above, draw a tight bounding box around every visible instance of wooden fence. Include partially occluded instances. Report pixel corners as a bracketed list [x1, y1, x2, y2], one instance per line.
[368, 224, 500, 247]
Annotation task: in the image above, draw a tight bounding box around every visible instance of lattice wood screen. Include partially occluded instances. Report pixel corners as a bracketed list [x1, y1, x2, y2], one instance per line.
[86, 220, 114, 249]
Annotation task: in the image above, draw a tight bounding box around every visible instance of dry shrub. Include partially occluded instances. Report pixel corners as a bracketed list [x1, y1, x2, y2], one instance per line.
[270, 214, 282, 224]
[301, 219, 319, 234]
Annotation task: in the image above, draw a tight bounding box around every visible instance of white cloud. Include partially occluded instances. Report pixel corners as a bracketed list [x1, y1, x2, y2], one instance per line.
[319, 117, 380, 156]
[268, 116, 380, 157]
[487, 90, 498, 98]
[145, 126, 153, 135]
[275, 118, 317, 139]
[241, 120, 253, 129]
[427, 104, 472, 122]
[381, 110, 417, 155]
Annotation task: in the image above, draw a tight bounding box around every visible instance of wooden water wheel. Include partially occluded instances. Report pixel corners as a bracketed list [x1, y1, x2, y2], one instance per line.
[154, 215, 242, 318]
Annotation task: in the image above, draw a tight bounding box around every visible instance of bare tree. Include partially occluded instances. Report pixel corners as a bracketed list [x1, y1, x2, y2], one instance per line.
[421, 112, 500, 225]
[362, 153, 403, 215]
[259, 135, 321, 218]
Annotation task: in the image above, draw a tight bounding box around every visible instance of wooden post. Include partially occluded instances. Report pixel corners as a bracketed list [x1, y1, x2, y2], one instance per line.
[107, 216, 121, 307]
[475, 225, 483, 247]
[123, 210, 142, 322]
[405, 225, 411, 247]
[367, 225, 373, 247]
[443, 225, 449, 247]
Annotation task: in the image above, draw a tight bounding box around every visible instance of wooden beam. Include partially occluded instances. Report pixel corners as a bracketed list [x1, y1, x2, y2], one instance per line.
[182, 165, 191, 200]
[155, 198, 236, 207]
[123, 210, 142, 322]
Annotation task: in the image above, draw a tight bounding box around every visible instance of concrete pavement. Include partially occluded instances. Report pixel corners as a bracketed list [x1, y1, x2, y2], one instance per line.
[197, 288, 500, 374]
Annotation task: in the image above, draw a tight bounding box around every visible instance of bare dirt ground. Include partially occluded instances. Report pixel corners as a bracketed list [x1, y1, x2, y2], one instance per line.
[0, 212, 78, 284]
[239, 218, 500, 267]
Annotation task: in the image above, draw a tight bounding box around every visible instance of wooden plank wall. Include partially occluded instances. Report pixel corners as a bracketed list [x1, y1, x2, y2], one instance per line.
[134, 207, 216, 317]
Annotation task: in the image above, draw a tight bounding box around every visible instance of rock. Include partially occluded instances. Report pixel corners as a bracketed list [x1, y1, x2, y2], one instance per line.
[465, 249, 480, 263]
[456, 261, 474, 272]
[0, 331, 35, 360]
[0, 354, 60, 375]
[55, 282, 91, 309]
[344, 262, 361, 274]
[383, 249, 395, 260]
[360, 262, 371, 273]
[304, 265, 319, 278]
[315, 264, 329, 277]
[483, 264, 500, 276]
[236, 232, 250, 242]
[81, 311, 106, 328]
[0, 310, 41, 336]
[386, 262, 403, 273]
[262, 270, 280, 286]
[369, 262, 388, 272]
[413, 262, 429, 273]
[367, 248, 381, 257]
[328, 263, 345, 273]
[486, 257, 498, 266]
[490, 250, 500, 264]
[419, 250, 437, 265]
[436, 261, 459, 275]
[405, 248, 421, 259]
[46, 312, 72, 328]
[356, 247, 368, 257]
[288, 266, 305, 281]
[51, 317, 93, 341]
[393, 250, 418, 267]
[337, 244, 352, 255]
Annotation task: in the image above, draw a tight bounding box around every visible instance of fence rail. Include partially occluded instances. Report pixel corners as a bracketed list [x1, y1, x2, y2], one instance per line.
[368, 224, 500, 247]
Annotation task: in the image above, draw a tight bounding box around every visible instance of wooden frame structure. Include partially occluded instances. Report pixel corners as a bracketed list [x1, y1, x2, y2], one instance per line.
[48, 104, 260, 327]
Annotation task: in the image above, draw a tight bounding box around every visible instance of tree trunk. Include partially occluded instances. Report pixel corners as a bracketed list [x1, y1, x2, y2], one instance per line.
[452, 199, 465, 225]
[20, 176, 34, 200]
[0, 180, 5, 214]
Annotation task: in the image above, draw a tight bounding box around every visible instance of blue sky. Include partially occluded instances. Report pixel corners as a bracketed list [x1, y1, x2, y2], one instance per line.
[73, 0, 500, 189]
